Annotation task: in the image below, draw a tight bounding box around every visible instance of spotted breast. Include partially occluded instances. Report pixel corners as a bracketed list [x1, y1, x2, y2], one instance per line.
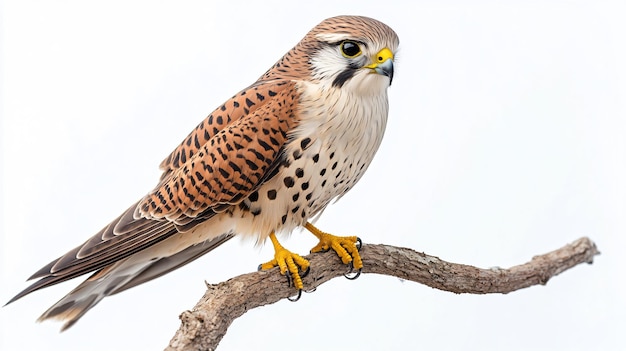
[229, 80, 389, 240]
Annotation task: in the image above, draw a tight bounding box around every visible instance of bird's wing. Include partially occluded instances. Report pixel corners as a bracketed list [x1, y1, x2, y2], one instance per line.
[8, 79, 300, 304]
[6, 201, 177, 304]
[138, 80, 299, 224]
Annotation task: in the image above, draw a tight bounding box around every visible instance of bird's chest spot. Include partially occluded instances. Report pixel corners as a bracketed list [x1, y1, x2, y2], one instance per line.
[231, 135, 370, 236]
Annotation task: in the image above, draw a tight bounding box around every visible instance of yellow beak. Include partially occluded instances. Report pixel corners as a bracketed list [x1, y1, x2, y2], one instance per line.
[365, 48, 394, 84]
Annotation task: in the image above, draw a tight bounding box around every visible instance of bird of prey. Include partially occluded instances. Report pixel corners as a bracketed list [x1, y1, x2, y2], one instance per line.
[7, 15, 399, 330]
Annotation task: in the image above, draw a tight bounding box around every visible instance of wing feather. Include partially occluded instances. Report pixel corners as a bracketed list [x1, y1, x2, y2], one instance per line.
[8, 79, 301, 304]
[158, 81, 295, 177]
[138, 80, 299, 223]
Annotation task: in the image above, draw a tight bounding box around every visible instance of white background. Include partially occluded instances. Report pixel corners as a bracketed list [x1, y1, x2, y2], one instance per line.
[2, 1, 624, 350]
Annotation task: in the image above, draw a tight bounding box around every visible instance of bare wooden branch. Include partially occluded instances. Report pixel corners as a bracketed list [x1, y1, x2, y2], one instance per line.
[165, 237, 599, 351]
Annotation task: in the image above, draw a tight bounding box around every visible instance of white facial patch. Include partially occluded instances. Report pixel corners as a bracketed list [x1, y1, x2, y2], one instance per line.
[309, 46, 349, 83]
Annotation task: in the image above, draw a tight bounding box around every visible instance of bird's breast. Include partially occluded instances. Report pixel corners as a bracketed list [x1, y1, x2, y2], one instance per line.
[229, 81, 389, 240]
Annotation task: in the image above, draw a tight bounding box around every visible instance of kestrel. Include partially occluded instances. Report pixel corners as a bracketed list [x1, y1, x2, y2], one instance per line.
[7, 15, 399, 330]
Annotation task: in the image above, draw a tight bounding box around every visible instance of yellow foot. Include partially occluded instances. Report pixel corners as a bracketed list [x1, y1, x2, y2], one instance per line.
[258, 232, 310, 299]
[305, 222, 363, 278]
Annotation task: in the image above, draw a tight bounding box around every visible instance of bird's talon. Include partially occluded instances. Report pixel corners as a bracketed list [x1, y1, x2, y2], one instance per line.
[306, 223, 363, 277]
[288, 289, 302, 302]
[344, 261, 356, 275]
[300, 265, 310, 278]
[285, 271, 294, 287]
[304, 286, 317, 294]
[344, 267, 362, 280]
[261, 233, 309, 291]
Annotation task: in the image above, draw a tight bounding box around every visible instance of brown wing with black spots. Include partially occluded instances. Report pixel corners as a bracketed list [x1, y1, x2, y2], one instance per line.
[139, 80, 300, 223]
[7, 80, 301, 304]
[159, 81, 290, 178]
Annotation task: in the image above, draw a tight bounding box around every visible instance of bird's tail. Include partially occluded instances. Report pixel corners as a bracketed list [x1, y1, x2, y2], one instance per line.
[37, 233, 233, 331]
[37, 260, 131, 331]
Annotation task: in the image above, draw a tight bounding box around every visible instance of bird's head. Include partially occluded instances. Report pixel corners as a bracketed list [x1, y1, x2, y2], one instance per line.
[261, 16, 399, 96]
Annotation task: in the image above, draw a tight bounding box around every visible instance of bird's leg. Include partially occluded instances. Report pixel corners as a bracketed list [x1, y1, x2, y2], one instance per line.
[305, 222, 363, 278]
[258, 232, 310, 292]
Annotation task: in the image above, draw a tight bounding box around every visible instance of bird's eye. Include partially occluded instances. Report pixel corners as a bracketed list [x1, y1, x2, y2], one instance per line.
[340, 41, 362, 58]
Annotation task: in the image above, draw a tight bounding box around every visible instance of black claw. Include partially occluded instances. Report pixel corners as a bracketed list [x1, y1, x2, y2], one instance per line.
[284, 271, 292, 286]
[284, 266, 309, 288]
[344, 268, 362, 280]
[344, 261, 362, 280]
[355, 237, 362, 250]
[300, 265, 310, 279]
[288, 289, 302, 302]
[257, 264, 263, 271]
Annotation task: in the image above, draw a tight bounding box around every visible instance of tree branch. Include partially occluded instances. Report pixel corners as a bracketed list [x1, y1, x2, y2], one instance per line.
[165, 237, 599, 351]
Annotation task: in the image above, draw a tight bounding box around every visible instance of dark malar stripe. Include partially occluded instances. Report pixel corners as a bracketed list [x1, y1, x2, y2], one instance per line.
[332, 68, 357, 88]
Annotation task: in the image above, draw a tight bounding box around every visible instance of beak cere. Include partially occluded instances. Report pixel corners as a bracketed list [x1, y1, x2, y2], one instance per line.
[365, 47, 395, 85]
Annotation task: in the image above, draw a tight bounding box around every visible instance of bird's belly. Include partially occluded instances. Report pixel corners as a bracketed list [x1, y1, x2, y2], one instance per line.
[226, 134, 377, 241]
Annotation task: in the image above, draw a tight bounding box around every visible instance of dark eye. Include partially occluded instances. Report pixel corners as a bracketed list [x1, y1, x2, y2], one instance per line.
[340, 41, 362, 58]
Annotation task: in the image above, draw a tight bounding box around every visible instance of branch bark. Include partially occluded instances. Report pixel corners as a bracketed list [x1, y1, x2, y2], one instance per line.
[165, 237, 599, 351]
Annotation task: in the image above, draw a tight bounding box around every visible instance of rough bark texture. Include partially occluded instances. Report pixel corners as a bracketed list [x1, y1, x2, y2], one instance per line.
[165, 237, 599, 351]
